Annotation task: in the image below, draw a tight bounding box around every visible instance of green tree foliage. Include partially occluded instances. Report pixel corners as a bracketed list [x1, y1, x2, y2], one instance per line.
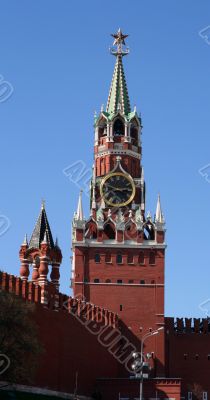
[0, 289, 43, 384]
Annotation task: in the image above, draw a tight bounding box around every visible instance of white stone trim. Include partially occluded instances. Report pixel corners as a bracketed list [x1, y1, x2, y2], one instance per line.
[95, 149, 141, 160]
[72, 240, 166, 249]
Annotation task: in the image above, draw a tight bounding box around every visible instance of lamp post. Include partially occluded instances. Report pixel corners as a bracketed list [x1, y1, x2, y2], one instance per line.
[132, 327, 164, 400]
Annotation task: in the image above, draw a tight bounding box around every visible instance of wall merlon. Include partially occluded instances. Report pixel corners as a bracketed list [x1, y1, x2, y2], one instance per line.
[0, 272, 117, 329]
[166, 316, 210, 334]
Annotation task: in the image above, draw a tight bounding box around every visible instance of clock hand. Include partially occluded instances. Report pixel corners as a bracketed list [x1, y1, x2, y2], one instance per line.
[106, 185, 132, 192]
[114, 188, 132, 192]
[106, 184, 118, 190]
[106, 185, 124, 191]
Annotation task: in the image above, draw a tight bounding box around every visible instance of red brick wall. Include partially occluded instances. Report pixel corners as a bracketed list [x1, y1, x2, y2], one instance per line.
[165, 317, 210, 395]
[34, 304, 120, 395]
[74, 246, 165, 376]
[3, 271, 210, 397]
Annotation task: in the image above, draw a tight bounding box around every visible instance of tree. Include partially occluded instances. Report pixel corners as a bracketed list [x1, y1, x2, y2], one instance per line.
[0, 289, 43, 384]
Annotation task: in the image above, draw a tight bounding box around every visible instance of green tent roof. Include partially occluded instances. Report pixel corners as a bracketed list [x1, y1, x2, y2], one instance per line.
[106, 54, 131, 116]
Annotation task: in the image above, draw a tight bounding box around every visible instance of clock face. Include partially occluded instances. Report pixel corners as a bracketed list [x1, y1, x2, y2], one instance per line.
[100, 172, 135, 207]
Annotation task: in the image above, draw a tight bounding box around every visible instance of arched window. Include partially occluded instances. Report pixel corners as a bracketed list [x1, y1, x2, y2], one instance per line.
[113, 119, 124, 136]
[125, 223, 137, 241]
[144, 228, 150, 240]
[117, 279, 123, 284]
[85, 222, 97, 239]
[144, 225, 155, 240]
[127, 254, 134, 264]
[138, 252, 144, 265]
[98, 118, 107, 139]
[130, 121, 138, 143]
[95, 253, 100, 263]
[105, 253, 112, 263]
[94, 278, 100, 283]
[149, 252, 155, 265]
[140, 280, 145, 285]
[116, 254, 123, 264]
[105, 279, 111, 283]
[104, 223, 115, 240]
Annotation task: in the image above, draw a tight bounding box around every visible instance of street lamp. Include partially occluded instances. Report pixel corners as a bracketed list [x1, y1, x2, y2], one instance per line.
[132, 327, 164, 400]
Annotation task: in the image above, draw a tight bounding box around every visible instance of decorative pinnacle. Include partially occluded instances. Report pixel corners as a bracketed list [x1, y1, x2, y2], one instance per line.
[110, 28, 129, 57]
[77, 190, 84, 221]
[141, 167, 144, 182]
[155, 194, 165, 224]
[41, 199, 45, 210]
[22, 233, 28, 246]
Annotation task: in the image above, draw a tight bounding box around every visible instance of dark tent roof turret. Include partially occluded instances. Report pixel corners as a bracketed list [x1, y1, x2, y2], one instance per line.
[29, 201, 54, 249]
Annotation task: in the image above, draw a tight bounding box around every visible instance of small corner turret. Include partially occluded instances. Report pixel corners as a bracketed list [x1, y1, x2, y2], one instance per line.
[19, 201, 62, 295]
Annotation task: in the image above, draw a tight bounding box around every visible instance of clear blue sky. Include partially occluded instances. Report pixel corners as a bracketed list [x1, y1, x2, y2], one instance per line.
[1, 0, 210, 317]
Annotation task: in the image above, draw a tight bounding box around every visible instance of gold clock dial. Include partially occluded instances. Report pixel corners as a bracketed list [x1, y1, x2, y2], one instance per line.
[100, 172, 135, 207]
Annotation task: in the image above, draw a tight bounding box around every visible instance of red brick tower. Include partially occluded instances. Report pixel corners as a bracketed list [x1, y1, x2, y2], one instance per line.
[19, 201, 62, 303]
[72, 30, 166, 376]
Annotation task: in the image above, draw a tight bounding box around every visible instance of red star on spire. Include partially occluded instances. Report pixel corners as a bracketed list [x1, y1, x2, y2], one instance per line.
[111, 28, 128, 46]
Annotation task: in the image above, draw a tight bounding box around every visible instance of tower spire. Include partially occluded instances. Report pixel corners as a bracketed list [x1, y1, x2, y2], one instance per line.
[22, 233, 28, 246]
[106, 29, 131, 116]
[155, 194, 164, 224]
[77, 190, 84, 221]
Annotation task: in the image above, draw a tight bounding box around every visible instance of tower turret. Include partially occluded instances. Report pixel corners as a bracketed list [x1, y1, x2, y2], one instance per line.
[19, 201, 62, 293]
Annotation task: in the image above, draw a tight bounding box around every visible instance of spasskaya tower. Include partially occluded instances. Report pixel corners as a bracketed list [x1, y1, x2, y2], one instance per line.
[72, 30, 166, 376]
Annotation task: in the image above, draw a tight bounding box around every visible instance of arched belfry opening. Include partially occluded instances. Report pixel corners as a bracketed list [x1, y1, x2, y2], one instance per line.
[113, 118, 124, 136]
[143, 223, 155, 241]
[103, 223, 115, 240]
[85, 220, 97, 239]
[98, 117, 108, 145]
[130, 119, 139, 146]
